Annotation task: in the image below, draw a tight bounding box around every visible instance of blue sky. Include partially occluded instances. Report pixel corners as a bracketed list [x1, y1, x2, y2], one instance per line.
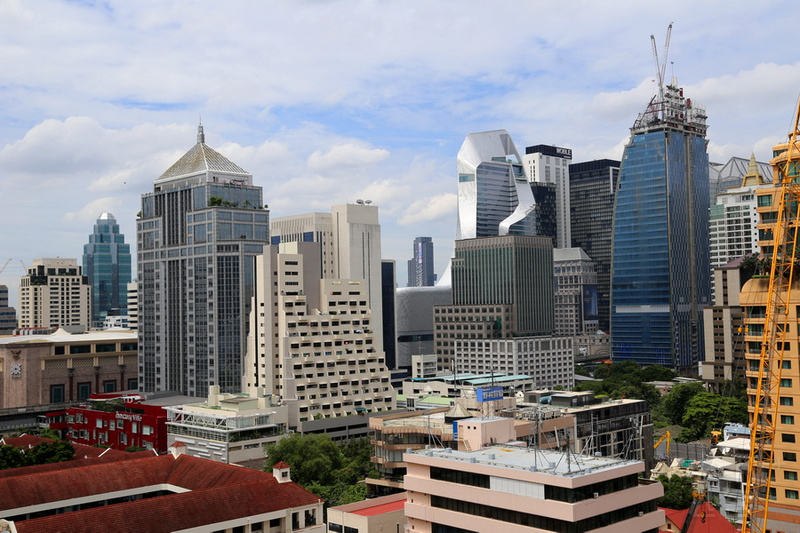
[1, 0, 800, 303]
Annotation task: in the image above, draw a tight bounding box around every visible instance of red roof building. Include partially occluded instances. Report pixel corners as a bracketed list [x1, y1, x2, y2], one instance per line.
[327, 492, 407, 533]
[660, 502, 740, 533]
[0, 451, 325, 532]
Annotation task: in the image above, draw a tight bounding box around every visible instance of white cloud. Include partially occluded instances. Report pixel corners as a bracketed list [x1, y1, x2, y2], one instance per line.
[307, 144, 390, 174]
[399, 193, 457, 226]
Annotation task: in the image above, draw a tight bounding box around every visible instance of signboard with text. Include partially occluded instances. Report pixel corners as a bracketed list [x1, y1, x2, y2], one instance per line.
[476, 387, 503, 402]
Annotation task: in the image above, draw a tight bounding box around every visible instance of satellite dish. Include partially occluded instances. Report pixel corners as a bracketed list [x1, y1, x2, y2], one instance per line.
[356, 199, 364, 204]
[364, 200, 372, 205]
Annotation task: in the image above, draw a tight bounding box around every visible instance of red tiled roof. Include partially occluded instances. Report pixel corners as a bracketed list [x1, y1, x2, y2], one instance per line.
[273, 461, 290, 469]
[3, 454, 323, 533]
[351, 499, 406, 516]
[660, 502, 739, 533]
[1, 435, 139, 461]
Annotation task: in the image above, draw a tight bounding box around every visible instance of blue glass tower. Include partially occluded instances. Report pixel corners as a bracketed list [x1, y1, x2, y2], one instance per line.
[611, 82, 712, 368]
[83, 213, 132, 328]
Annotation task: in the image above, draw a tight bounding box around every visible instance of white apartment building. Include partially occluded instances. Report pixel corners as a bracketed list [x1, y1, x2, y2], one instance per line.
[245, 241, 394, 429]
[19, 258, 91, 329]
[523, 144, 572, 249]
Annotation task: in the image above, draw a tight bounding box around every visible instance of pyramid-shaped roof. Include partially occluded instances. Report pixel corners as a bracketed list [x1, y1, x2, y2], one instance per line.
[157, 125, 249, 182]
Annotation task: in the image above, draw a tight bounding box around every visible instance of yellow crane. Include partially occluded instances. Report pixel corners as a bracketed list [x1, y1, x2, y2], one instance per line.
[741, 99, 800, 533]
[654, 430, 671, 458]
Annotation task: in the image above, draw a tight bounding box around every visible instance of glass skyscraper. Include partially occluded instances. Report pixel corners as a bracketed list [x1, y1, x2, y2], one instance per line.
[138, 124, 269, 396]
[611, 82, 712, 368]
[83, 213, 131, 328]
[407, 236, 434, 287]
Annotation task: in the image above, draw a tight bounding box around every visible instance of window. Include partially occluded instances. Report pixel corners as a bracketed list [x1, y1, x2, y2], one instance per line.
[50, 384, 65, 403]
[784, 452, 797, 462]
[785, 471, 798, 481]
[78, 382, 91, 401]
[103, 380, 117, 393]
[782, 434, 796, 443]
[787, 489, 799, 500]
[781, 397, 794, 406]
[781, 379, 793, 388]
[128, 378, 138, 390]
[328, 524, 342, 533]
[782, 415, 795, 425]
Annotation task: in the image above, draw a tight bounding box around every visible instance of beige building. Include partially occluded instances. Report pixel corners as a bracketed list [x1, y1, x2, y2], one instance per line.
[18, 258, 91, 330]
[327, 492, 407, 533]
[404, 416, 664, 533]
[0, 328, 138, 409]
[245, 241, 394, 429]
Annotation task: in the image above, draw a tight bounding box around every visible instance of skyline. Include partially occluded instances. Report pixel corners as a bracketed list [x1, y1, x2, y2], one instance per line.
[2, 1, 800, 301]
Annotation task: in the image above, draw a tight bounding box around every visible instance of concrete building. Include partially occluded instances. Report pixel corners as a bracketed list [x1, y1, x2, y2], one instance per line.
[83, 212, 132, 328]
[403, 417, 664, 533]
[523, 144, 573, 249]
[0, 285, 16, 335]
[611, 80, 711, 368]
[271, 203, 384, 354]
[569, 159, 620, 333]
[19, 258, 91, 330]
[244, 241, 394, 429]
[125, 280, 138, 330]
[165, 385, 287, 463]
[327, 492, 407, 533]
[407, 236, 435, 287]
[553, 247, 599, 336]
[0, 328, 138, 409]
[709, 154, 772, 201]
[701, 258, 749, 393]
[396, 285, 452, 371]
[0, 452, 324, 533]
[381, 259, 398, 370]
[137, 124, 270, 396]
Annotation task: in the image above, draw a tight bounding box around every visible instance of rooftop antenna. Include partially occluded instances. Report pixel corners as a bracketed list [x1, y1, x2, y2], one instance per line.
[650, 22, 673, 119]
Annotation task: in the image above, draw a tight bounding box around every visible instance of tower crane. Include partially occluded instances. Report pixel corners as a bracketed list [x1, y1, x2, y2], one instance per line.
[0, 259, 11, 276]
[741, 98, 800, 532]
[650, 22, 672, 108]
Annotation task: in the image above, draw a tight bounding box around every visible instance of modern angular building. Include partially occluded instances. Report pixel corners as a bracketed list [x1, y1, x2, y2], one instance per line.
[82, 212, 132, 328]
[137, 124, 269, 396]
[18, 258, 91, 330]
[407, 236, 435, 287]
[523, 144, 572, 248]
[611, 80, 712, 368]
[569, 159, 620, 333]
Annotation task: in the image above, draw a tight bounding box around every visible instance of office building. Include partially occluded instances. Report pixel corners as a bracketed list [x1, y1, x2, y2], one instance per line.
[125, 280, 138, 330]
[611, 80, 711, 368]
[523, 144, 572, 248]
[328, 492, 407, 533]
[403, 417, 664, 533]
[569, 159, 620, 333]
[407, 236, 435, 287]
[137, 124, 269, 396]
[18, 258, 91, 330]
[271, 203, 384, 354]
[709, 155, 772, 201]
[0, 285, 16, 335]
[553, 247, 598, 336]
[396, 285, 452, 370]
[244, 241, 394, 429]
[434, 235, 561, 373]
[82, 212, 132, 328]
[381, 259, 398, 369]
[0, 452, 324, 533]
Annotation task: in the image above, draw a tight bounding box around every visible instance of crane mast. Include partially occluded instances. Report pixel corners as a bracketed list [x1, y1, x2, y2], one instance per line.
[742, 99, 800, 532]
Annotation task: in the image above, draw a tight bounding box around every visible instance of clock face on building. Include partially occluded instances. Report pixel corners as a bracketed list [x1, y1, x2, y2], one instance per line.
[11, 363, 22, 376]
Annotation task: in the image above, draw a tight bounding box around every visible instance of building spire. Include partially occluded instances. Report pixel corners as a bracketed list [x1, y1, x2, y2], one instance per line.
[197, 117, 205, 144]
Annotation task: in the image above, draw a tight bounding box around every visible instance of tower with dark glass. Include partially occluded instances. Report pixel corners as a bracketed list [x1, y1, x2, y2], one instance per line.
[83, 213, 131, 328]
[137, 125, 269, 396]
[611, 81, 711, 368]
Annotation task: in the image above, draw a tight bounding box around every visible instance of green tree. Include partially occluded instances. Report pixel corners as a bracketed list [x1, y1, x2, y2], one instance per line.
[657, 474, 694, 510]
[265, 433, 345, 487]
[0, 445, 26, 470]
[25, 440, 75, 465]
[661, 382, 705, 425]
[678, 392, 748, 442]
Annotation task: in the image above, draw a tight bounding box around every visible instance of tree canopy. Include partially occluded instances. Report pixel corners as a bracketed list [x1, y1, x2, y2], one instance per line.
[0, 439, 75, 470]
[661, 382, 705, 426]
[678, 392, 748, 442]
[657, 474, 694, 510]
[572, 362, 669, 406]
[265, 434, 376, 507]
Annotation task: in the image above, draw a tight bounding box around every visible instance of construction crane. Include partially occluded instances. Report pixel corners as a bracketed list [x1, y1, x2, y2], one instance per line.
[741, 99, 800, 533]
[650, 22, 672, 106]
[654, 430, 671, 459]
[0, 259, 11, 276]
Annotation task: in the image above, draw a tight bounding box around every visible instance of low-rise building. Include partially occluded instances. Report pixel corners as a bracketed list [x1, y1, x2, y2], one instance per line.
[327, 492, 407, 533]
[404, 416, 664, 532]
[165, 385, 288, 463]
[0, 451, 324, 533]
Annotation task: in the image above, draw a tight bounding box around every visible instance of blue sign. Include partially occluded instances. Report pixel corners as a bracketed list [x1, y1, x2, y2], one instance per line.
[476, 387, 503, 402]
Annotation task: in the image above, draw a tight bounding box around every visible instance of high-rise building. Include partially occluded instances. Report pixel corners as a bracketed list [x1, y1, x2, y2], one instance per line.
[709, 155, 772, 202]
[19, 258, 91, 329]
[523, 144, 572, 248]
[553, 247, 598, 336]
[271, 203, 384, 353]
[244, 241, 394, 428]
[126, 280, 138, 330]
[137, 124, 269, 396]
[709, 155, 770, 272]
[0, 285, 16, 335]
[611, 80, 712, 368]
[407, 236, 435, 287]
[381, 259, 398, 370]
[83, 212, 132, 328]
[569, 159, 620, 333]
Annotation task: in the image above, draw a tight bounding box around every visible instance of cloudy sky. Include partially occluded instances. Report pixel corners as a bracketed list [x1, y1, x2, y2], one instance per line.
[1, 0, 799, 303]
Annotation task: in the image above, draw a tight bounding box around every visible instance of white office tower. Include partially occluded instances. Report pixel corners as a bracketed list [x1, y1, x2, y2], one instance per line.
[455, 130, 538, 240]
[523, 144, 572, 249]
[19, 258, 91, 329]
[271, 203, 383, 353]
[245, 241, 394, 428]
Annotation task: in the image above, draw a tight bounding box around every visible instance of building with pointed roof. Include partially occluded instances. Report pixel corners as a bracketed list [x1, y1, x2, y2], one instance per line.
[83, 212, 132, 328]
[138, 124, 270, 397]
